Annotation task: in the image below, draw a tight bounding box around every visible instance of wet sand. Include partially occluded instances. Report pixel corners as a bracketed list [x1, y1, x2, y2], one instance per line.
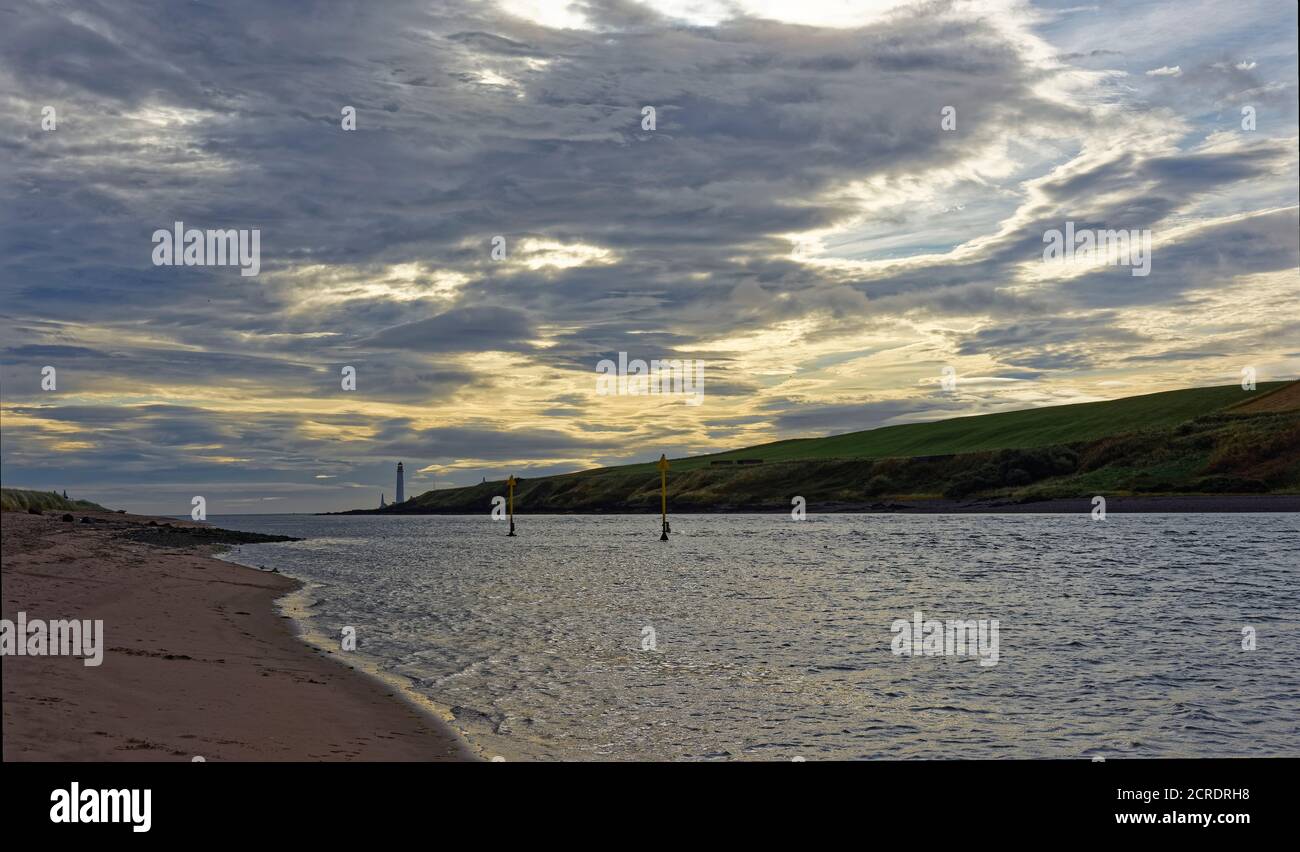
[1, 509, 474, 761]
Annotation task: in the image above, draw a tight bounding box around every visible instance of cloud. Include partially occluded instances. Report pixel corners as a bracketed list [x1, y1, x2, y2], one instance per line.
[1, 0, 1296, 512]
[363, 307, 538, 353]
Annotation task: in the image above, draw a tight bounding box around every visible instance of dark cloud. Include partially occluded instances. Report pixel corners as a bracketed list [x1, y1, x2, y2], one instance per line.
[363, 306, 537, 353]
[1059, 207, 1299, 310]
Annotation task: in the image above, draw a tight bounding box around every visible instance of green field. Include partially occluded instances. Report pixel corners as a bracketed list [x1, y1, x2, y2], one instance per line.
[622, 382, 1292, 472]
[353, 381, 1300, 513]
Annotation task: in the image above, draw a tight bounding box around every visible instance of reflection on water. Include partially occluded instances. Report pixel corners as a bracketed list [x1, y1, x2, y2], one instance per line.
[216, 512, 1300, 761]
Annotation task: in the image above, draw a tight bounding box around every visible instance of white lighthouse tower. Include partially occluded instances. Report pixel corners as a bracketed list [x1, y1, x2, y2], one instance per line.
[396, 462, 404, 504]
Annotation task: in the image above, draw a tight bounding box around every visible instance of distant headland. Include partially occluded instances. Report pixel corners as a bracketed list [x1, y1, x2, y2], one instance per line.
[334, 381, 1300, 515]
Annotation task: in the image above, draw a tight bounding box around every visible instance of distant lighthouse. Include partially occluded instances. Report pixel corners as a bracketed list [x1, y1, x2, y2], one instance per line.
[396, 462, 404, 504]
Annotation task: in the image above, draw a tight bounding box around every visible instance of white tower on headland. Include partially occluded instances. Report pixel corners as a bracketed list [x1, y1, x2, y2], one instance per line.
[396, 462, 404, 504]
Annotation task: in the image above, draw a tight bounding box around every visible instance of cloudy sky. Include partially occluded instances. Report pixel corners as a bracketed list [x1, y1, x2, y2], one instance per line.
[1, 0, 1297, 514]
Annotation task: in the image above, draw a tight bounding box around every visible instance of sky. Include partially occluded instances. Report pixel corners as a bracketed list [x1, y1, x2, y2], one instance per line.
[1, 0, 1297, 514]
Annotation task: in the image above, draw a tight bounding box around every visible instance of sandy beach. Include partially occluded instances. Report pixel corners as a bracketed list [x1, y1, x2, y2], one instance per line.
[1, 509, 473, 761]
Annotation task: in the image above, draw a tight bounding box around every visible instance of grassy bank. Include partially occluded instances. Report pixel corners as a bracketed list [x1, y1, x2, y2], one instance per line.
[0, 488, 108, 513]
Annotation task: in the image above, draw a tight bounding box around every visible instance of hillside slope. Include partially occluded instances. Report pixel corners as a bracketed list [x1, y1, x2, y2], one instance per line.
[354, 381, 1300, 513]
[619, 381, 1292, 473]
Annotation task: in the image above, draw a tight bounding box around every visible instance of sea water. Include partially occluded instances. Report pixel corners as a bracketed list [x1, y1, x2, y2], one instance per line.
[214, 512, 1300, 761]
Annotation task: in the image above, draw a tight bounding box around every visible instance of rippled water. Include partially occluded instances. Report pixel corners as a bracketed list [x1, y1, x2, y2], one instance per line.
[214, 513, 1300, 761]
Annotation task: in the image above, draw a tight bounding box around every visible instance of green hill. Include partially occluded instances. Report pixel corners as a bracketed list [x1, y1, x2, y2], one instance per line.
[617, 381, 1292, 473]
[356, 381, 1300, 513]
[1, 488, 109, 513]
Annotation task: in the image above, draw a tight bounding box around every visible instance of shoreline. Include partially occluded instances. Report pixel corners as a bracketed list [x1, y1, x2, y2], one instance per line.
[334, 493, 1300, 515]
[1, 509, 475, 761]
[254, 572, 506, 761]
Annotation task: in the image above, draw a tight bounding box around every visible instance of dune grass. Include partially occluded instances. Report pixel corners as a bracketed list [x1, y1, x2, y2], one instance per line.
[0, 488, 108, 513]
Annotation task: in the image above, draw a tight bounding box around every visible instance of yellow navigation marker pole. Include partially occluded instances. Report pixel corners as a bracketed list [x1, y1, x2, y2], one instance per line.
[657, 454, 670, 541]
[507, 475, 517, 537]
